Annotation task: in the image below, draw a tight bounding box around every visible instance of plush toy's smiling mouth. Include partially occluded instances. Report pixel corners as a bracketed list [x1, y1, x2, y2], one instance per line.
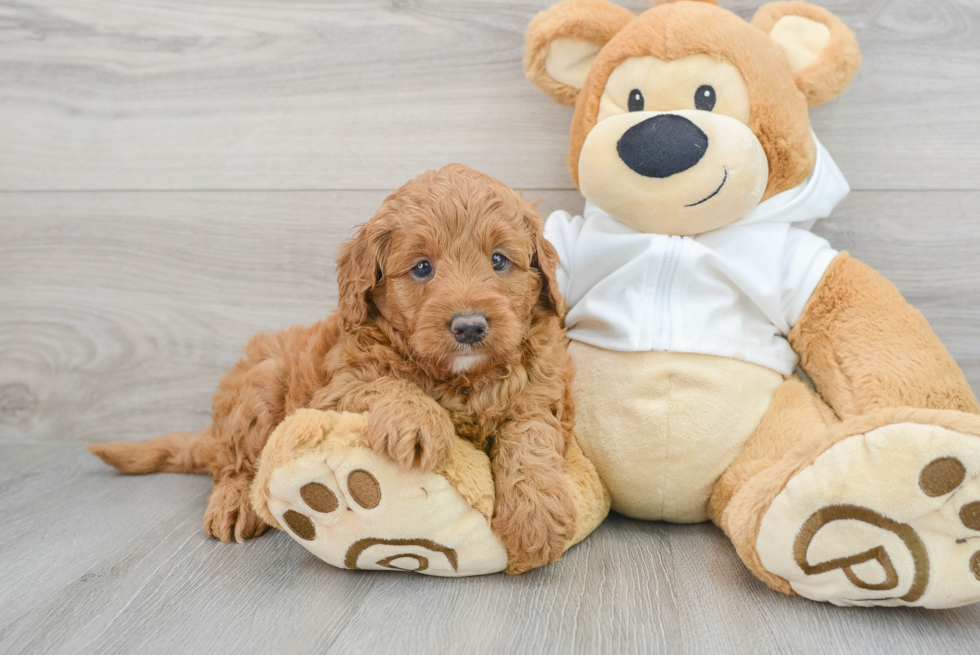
[685, 167, 728, 207]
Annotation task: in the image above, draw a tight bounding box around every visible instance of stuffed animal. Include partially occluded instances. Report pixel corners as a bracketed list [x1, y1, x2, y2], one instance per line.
[523, 0, 980, 608]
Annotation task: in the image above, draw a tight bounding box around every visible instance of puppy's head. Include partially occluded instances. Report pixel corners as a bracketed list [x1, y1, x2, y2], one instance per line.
[336, 164, 563, 378]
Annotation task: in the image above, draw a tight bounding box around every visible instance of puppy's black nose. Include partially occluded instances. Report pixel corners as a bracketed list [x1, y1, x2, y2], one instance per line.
[617, 114, 708, 178]
[450, 314, 488, 344]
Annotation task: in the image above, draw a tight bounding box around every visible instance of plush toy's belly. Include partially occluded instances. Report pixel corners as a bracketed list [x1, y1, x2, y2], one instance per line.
[569, 341, 784, 523]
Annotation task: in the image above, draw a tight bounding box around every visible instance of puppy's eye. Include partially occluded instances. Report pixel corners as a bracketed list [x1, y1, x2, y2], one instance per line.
[411, 260, 433, 279]
[695, 85, 716, 112]
[628, 88, 644, 112]
[491, 253, 510, 272]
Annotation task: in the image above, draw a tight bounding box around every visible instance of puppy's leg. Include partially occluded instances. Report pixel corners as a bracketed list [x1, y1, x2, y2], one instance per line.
[205, 471, 269, 543]
[490, 416, 577, 574]
[200, 353, 284, 542]
[313, 375, 456, 472]
[203, 322, 332, 542]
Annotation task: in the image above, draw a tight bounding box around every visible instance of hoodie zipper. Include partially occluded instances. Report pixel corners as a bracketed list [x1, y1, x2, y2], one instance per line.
[652, 236, 682, 350]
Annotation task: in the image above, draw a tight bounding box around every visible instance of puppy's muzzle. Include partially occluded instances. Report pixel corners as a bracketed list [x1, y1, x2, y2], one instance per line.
[450, 314, 489, 345]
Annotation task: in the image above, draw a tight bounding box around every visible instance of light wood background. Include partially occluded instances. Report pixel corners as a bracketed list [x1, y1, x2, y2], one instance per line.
[2, 0, 980, 653]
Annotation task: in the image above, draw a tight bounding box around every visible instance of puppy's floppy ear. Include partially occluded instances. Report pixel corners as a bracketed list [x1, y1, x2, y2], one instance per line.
[753, 1, 861, 107]
[336, 217, 391, 330]
[524, 205, 566, 318]
[524, 0, 634, 106]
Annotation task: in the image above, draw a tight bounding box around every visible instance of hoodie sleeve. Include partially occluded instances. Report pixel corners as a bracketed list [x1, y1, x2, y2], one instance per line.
[782, 227, 839, 330]
[543, 210, 585, 299]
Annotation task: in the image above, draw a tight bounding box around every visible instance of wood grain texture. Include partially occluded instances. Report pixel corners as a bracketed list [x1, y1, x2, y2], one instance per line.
[2, 189, 978, 446]
[1, 0, 978, 191]
[1, 443, 979, 655]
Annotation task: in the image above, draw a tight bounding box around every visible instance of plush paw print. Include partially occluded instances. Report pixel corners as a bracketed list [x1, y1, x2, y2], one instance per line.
[758, 420, 980, 608]
[253, 409, 507, 577]
[279, 470, 458, 573]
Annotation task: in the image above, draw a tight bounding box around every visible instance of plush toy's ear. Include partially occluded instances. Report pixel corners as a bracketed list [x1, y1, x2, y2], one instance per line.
[524, 0, 635, 106]
[752, 1, 861, 107]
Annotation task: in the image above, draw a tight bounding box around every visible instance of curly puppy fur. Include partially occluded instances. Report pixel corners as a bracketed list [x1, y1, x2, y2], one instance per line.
[90, 164, 578, 572]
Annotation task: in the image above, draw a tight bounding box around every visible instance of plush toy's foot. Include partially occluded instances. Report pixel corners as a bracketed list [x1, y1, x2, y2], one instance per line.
[753, 410, 980, 608]
[250, 409, 508, 577]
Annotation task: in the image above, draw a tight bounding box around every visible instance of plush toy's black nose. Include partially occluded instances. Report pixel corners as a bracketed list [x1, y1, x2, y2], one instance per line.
[617, 114, 708, 178]
[450, 314, 489, 344]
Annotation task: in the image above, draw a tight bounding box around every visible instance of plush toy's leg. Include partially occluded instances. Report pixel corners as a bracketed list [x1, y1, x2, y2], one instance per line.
[250, 409, 608, 576]
[711, 254, 980, 608]
[715, 398, 980, 608]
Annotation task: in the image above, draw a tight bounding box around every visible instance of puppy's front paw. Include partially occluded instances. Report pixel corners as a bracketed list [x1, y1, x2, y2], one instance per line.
[204, 475, 267, 543]
[492, 480, 576, 574]
[367, 400, 455, 472]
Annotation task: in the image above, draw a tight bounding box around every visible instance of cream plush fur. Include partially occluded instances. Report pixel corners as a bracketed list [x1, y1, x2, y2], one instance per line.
[252, 409, 610, 577]
[569, 344, 784, 522]
[525, 0, 980, 608]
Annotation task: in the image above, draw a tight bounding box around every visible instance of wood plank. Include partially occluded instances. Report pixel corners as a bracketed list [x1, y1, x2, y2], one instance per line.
[2, 189, 977, 445]
[1, 0, 978, 191]
[2, 442, 980, 655]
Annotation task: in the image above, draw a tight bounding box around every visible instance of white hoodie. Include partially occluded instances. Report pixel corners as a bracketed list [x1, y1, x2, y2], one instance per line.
[544, 134, 849, 376]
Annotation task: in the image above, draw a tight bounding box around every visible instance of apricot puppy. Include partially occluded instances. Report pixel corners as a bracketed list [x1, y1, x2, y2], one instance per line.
[90, 164, 578, 571]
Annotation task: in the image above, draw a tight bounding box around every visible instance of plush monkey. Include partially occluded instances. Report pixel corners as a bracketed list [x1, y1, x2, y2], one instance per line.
[524, 0, 980, 608]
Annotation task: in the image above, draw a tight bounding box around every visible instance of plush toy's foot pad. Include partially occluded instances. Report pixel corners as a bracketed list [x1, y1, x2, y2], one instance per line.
[255, 410, 507, 577]
[758, 420, 980, 608]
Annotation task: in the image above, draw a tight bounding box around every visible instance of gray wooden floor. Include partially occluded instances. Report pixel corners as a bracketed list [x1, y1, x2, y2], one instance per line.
[2, 0, 980, 653]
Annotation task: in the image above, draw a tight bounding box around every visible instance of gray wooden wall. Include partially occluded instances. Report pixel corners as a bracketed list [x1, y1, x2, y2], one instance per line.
[2, 0, 980, 653]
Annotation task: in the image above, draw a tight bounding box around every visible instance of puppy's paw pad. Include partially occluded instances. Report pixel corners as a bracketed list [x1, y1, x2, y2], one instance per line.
[758, 420, 980, 608]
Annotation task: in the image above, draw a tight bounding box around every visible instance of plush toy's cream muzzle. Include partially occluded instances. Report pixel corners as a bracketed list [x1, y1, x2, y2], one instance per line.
[578, 109, 769, 236]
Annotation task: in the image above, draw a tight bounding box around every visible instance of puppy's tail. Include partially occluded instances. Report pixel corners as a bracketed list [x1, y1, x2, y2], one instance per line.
[89, 429, 212, 475]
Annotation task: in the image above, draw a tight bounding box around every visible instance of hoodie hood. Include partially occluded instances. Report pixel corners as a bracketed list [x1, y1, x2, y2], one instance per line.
[728, 132, 849, 231]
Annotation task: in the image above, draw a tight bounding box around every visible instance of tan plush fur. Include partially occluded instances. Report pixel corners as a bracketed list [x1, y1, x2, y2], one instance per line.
[524, 0, 635, 106]
[90, 164, 595, 573]
[789, 253, 980, 419]
[708, 378, 836, 594]
[708, 377, 836, 533]
[752, 1, 861, 107]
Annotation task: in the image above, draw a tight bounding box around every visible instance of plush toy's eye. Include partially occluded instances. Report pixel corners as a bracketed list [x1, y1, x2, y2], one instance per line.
[491, 252, 510, 272]
[695, 85, 716, 111]
[411, 260, 433, 279]
[628, 89, 644, 112]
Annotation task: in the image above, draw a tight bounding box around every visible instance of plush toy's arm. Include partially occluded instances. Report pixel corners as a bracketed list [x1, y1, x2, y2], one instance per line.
[311, 371, 456, 472]
[788, 252, 979, 419]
